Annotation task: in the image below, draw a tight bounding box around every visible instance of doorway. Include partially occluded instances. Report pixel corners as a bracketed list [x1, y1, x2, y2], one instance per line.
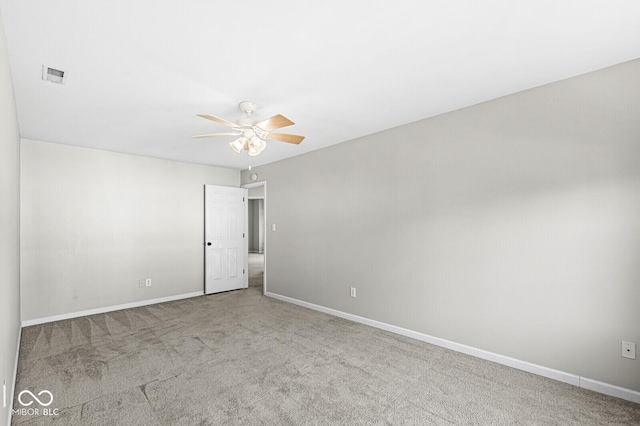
[248, 199, 264, 254]
[242, 181, 266, 294]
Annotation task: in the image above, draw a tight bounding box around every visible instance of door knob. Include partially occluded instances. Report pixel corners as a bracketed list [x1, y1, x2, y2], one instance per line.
[207, 242, 212, 246]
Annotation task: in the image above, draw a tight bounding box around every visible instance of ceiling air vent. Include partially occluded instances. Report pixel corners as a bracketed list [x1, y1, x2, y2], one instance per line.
[42, 65, 65, 84]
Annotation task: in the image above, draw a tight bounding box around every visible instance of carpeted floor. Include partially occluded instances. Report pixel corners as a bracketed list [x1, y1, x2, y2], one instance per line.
[12, 254, 640, 425]
[248, 252, 264, 290]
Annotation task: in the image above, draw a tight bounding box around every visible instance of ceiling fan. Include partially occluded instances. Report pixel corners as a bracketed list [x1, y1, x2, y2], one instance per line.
[193, 101, 305, 156]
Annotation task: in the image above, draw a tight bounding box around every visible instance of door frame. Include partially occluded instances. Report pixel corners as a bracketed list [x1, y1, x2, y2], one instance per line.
[242, 181, 267, 295]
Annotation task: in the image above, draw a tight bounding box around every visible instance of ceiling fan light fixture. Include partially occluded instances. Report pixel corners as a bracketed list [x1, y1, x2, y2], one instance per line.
[250, 136, 266, 151]
[230, 137, 247, 153]
[194, 101, 303, 157]
[248, 136, 266, 156]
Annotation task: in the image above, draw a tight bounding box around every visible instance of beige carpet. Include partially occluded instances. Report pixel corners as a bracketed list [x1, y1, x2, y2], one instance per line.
[13, 255, 640, 425]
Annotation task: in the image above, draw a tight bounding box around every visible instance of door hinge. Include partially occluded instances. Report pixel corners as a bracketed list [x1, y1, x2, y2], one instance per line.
[243, 197, 245, 202]
[243, 233, 245, 238]
[243, 269, 245, 274]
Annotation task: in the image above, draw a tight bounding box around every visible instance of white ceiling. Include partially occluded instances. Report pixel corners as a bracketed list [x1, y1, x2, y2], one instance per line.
[2, 1, 639, 170]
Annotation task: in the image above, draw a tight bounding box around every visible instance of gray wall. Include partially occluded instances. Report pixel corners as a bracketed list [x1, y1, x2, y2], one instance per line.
[257, 199, 264, 253]
[248, 199, 264, 253]
[248, 185, 264, 198]
[0, 7, 21, 425]
[242, 59, 640, 392]
[21, 139, 239, 321]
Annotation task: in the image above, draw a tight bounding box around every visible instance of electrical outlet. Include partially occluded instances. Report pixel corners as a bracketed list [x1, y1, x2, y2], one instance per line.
[145, 278, 151, 287]
[350, 287, 356, 298]
[621, 341, 636, 359]
[139, 280, 145, 288]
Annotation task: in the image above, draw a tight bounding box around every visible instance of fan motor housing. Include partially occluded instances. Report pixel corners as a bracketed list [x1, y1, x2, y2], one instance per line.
[237, 117, 253, 127]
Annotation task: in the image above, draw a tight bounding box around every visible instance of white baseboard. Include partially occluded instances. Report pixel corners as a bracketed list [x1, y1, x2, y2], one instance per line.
[580, 378, 640, 404]
[265, 291, 640, 405]
[21, 291, 204, 327]
[8, 325, 22, 426]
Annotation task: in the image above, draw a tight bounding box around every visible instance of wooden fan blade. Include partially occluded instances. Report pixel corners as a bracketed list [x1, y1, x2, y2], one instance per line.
[192, 132, 241, 139]
[196, 114, 239, 128]
[266, 133, 305, 144]
[255, 114, 294, 131]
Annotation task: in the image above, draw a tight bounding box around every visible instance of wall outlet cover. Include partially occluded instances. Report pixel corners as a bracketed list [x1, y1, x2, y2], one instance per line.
[621, 341, 636, 359]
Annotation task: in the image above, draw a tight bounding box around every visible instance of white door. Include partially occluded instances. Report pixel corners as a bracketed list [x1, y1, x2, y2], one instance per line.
[205, 185, 248, 294]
